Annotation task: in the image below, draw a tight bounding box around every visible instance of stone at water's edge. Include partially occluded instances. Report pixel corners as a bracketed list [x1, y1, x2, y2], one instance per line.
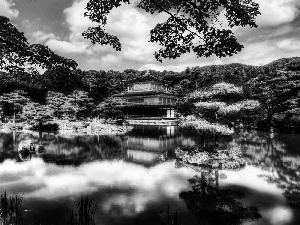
[175, 147, 245, 170]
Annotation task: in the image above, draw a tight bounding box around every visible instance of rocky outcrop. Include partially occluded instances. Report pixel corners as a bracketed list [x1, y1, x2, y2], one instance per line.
[175, 146, 245, 170]
[58, 121, 133, 135]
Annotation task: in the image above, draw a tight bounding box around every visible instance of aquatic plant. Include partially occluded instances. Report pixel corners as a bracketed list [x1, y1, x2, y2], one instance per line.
[0, 192, 23, 225]
[69, 197, 98, 225]
[159, 204, 183, 225]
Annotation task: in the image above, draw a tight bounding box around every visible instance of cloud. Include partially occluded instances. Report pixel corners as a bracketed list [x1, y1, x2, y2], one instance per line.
[0, 0, 19, 19]
[276, 38, 300, 52]
[16, 0, 300, 71]
[46, 39, 92, 55]
[31, 31, 56, 44]
[54, 0, 165, 63]
[139, 36, 300, 72]
[255, 0, 300, 27]
[63, 0, 96, 43]
[87, 58, 101, 64]
[139, 64, 191, 72]
[214, 38, 300, 67]
[100, 54, 121, 65]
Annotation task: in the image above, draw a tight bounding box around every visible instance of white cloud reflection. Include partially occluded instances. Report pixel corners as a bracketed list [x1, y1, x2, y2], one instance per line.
[0, 159, 194, 216]
[0, 159, 295, 221]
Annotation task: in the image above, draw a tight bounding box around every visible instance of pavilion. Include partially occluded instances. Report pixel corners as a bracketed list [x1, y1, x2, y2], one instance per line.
[113, 76, 178, 124]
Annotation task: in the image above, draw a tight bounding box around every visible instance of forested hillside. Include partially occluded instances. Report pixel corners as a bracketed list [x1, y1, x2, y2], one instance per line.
[0, 57, 300, 130]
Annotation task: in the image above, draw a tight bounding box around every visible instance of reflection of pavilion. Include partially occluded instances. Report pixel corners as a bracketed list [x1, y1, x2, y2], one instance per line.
[0, 127, 202, 167]
[123, 125, 181, 166]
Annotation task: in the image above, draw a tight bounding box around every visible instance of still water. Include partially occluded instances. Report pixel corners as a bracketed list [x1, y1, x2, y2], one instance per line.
[0, 125, 299, 225]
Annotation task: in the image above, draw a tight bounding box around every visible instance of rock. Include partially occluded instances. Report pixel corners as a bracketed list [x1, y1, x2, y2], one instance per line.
[175, 146, 245, 170]
[212, 162, 219, 168]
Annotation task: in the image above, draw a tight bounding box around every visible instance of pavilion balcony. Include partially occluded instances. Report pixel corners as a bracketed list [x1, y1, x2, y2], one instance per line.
[116, 101, 176, 106]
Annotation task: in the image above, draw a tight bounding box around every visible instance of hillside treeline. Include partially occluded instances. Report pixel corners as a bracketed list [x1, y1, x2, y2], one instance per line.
[0, 57, 300, 130]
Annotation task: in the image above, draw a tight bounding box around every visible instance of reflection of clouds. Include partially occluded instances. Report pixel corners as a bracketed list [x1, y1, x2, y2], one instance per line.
[0, 159, 195, 216]
[222, 165, 294, 225]
[102, 193, 147, 216]
[265, 206, 293, 225]
[222, 166, 282, 195]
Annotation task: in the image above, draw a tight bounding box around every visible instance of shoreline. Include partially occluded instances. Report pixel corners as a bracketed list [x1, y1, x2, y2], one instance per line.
[0, 120, 134, 135]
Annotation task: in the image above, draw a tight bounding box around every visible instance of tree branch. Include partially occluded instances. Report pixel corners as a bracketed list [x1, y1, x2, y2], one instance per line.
[149, 0, 204, 41]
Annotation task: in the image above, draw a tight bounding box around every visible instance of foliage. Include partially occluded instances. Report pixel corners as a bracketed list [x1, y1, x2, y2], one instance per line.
[0, 90, 30, 119]
[46, 91, 94, 120]
[95, 97, 123, 121]
[195, 99, 261, 116]
[188, 82, 243, 102]
[0, 57, 299, 129]
[178, 81, 261, 137]
[0, 16, 77, 74]
[179, 82, 260, 132]
[83, 0, 260, 62]
[81, 70, 110, 104]
[21, 102, 53, 126]
[72, 90, 94, 118]
[42, 67, 84, 95]
[250, 59, 300, 126]
[179, 115, 233, 135]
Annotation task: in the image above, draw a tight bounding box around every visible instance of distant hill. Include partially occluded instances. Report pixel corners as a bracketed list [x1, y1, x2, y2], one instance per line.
[264, 57, 300, 71]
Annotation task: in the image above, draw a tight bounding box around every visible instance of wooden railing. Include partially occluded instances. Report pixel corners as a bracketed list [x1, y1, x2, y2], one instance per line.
[117, 101, 176, 106]
[124, 115, 176, 119]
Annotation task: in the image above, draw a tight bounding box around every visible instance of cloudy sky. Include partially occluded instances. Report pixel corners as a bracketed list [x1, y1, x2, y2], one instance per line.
[1, 0, 300, 72]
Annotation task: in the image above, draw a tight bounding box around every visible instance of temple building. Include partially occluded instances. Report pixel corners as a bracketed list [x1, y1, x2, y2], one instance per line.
[113, 77, 178, 124]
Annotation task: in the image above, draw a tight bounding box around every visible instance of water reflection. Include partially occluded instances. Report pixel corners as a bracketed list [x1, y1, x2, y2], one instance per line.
[179, 169, 261, 225]
[0, 127, 299, 224]
[124, 125, 201, 166]
[232, 130, 300, 209]
[0, 126, 202, 167]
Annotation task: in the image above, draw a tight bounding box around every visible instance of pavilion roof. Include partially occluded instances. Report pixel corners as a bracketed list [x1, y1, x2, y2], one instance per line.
[113, 90, 178, 97]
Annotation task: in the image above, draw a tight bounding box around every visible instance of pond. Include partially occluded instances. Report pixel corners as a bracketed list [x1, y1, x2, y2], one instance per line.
[0, 125, 299, 225]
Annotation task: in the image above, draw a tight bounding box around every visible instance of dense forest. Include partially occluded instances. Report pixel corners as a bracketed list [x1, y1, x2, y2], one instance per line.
[0, 56, 300, 131]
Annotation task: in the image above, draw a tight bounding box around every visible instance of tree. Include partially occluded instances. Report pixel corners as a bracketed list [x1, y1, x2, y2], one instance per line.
[71, 90, 94, 119]
[21, 102, 53, 127]
[250, 58, 300, 128]
[46, 91, 64, 119]
[42, 67, 84, 94]
[178, 82, 261, 149]
[179, 82, 261, 133]
[46, 90, 94, 120]
[83, 0, 260, 61]
[0, 90, 30, 123]
[81, 70, 110, 103]
[0, 16, 77, 74]
[46, 91, 78, 120]
[95, 97, 123, 121]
